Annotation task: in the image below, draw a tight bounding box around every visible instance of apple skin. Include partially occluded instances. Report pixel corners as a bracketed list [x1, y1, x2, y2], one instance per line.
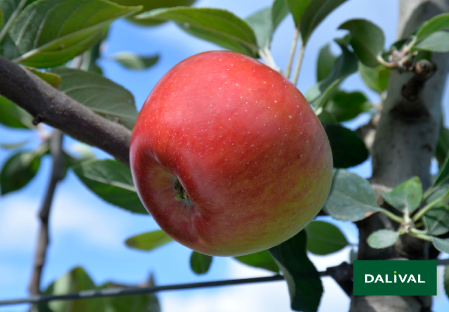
[111, 0, 196, 26]
[130, 51, 333, 256]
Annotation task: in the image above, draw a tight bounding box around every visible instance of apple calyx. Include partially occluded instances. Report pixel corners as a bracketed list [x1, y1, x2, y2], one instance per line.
[174, 178, 191, 204]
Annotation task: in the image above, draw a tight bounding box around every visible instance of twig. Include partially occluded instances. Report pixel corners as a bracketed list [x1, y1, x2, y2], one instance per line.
[0, 55, 131, 166]
[292, 43, 306, 86]
[285, 28, 299, 79]
[28, 130, 64, 295]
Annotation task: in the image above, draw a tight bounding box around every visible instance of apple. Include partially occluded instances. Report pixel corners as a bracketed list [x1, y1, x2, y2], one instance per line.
[130, 51, 333, 256]
[111, 0, 196, 26]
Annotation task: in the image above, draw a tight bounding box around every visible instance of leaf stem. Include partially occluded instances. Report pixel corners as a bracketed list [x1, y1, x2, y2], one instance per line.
[0, 0, 28, 43]
[285, 28, 299, 79]
[412, 193, 449, 222]
[292, 43, 306, 86]
[408, 229, 433, 242]
[376, 55, 396, 68]
[377, 207, 403, 223]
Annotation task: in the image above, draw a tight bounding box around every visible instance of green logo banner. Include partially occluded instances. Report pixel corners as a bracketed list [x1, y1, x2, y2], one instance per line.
[353, 260, 437, 296]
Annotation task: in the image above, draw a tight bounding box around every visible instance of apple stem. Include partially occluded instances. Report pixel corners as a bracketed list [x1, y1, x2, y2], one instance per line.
[292, 43, 306, 86]
[285, 28, 299, 79]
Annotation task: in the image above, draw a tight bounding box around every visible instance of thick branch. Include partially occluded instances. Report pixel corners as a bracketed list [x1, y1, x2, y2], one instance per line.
[28, 131, 64, 295]
[0, 55, 131, 166]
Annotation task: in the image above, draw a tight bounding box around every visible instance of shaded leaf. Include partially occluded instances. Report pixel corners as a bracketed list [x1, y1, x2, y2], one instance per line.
[245, 0, 288, 50]
[269, 231, 323, 312]
[325, 90, 372, 122]
[436, 125, 449, 168]
[424, 203, 449, 236]
[382, 176, 423, 213]
[306, 221, 348, 255]
[434, 145, 449, 188]
[45, 267, 105, 312]
[285, 0, 311, 27]
[112, 52, 159, 70]
[323, 123, 369, 168]
[136, 7, 258, 57]
[414, 31, 449, 53]
[72, 159, 147, 214]
[305, 41, 357, 105]
[445, 265, 449, 299]
[432, 237, 449, 254]
[190, 251, 213, 275]
[416, 13, 449, 41]
[316, 44, 337, 82]
[0, 150, 42, 195]
[5, 0, 140, 67]
[0, 96, 34, 129]
[339, 19, 385, 67]
[358, 61, 390, 93]
[100, 279, 161, 312]
[51, 68, 138, 129]
[323, 169, 380, 222]
[234, 250, 279, 273]
[300, 0, 347, 44]
[0, 0, 36, 33]
[26, 67, 61, 87]
[367, 229, 398, 249]
[125, 230, 173, 252]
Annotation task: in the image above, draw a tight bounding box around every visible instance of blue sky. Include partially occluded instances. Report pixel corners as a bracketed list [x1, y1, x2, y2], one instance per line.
[1, 0, 449, 311]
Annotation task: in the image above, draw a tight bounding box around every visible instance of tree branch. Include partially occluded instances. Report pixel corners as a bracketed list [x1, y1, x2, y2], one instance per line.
[0, 55, 131, 167]
[28, 131, 64, 296]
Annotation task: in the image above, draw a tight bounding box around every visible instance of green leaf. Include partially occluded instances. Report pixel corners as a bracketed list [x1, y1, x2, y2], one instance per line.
[0, 150, 42, 195]
[0, 6, 3, 29]
[111, 52, 159, 70]
[339, 19, 385, 67]
[190, 251, 213, 275]
[234, 250, 279, 273]
[5, 0, 140, 68]
[0, 139, 30, 150]
[323, 169, 380, 222]
[325, 90, 372, 122]
[100, 279, 161, 312]
[300, 0, 347, 44]
[45, 267, 105, 312]
[136, 7, 258, 57]
[305, 221, 348, 255]
[26, 67, 61, 87]
[432, 237, 449, 254]
[72, 159, 147, 214]
[316, 44, 337, 82]
[125, 230, 173, 252]
[358, 61, 390, 93]
[269, 231, 323, 312]
[414, 31, 449, 53]
[245, 0, 288, 50]
[416, 13, 449, 41]
[0, 96, 34, 129]
[424, 203, 449, 236]
[433, 150, 449, 188]
[50, 68, 138, 130]
[323, 123, 369, 168]
[0, 0, 35, 34]
[305, 41, 357, 105]
[436, 126, 449, 168]
[445, 265, 449, 299]
[367, 229, 399, 249]
[382, 177, 423, 213]
[285, 0, 311, 27]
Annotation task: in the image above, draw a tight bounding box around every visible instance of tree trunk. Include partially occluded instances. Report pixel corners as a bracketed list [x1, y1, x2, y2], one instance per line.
[350, 0, 449, 311]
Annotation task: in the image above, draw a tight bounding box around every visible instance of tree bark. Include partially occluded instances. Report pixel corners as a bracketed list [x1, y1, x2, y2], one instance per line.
[351, 0, 449, 311]
[0, 56, 131, 166]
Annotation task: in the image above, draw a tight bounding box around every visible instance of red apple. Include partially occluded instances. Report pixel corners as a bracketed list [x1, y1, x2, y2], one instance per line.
[130, 51, 333, 256]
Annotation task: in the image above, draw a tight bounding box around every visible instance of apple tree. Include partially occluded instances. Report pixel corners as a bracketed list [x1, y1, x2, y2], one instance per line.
[1, 0, 449, 311]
